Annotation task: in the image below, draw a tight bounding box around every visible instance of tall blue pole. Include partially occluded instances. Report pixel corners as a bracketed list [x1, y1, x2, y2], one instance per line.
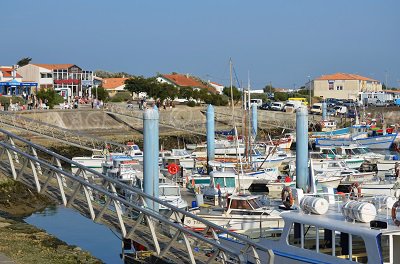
[322, 101, 327, 120]
[143, 107, 159, 212]
[251, 103, 258, 138]
[206, 105, 215, 173]
[296, 107, 309, 191]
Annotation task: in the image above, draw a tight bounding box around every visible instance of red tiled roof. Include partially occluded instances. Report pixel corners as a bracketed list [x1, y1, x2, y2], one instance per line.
[162, 73, 216, 93]
[316, 73, 378, 82]
[102, 78, 128, 89]
[210, 81, 223, 86]
[0, 67, 22, 78]
[32, 64, 76, 70]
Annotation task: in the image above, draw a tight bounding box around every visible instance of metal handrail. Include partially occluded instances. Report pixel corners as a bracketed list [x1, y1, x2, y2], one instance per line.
[0, 128, 275, 263]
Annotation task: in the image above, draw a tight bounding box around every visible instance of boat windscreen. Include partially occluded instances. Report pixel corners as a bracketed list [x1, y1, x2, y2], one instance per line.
[160, 187, 180, 196]
[225, 177, 235, 188]
[247, 198, 261, 209]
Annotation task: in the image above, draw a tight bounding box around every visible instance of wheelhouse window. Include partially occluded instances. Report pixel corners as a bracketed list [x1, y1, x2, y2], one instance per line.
[288, 223, 368, 262]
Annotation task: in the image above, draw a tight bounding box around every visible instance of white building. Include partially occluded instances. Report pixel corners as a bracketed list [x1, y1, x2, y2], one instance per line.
[312, 73, 382, 100]
[17, 63, 93, 98]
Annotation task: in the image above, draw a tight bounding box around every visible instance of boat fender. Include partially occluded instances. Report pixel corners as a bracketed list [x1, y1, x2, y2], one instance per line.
[281, 187, 294, 209]
[391, 200, 400, 226]
[348, 182, 361, 200]
[168, 163, 180, 175]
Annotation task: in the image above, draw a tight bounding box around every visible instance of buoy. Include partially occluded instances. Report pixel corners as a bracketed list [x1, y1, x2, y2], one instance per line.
[391, 200, 400, 226]
[167, 163, 179, 175]
[281, 187, 294, 209]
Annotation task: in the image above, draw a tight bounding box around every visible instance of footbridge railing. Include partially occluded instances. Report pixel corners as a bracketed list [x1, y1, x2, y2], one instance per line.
[0, 128, 274, 264]
[0, 111, 125, 152]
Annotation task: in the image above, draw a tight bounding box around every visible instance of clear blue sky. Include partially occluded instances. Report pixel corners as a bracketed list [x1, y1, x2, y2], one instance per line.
[2, 0, 399, 89]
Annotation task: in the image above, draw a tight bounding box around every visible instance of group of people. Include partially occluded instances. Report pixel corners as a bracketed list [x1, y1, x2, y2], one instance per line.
[0, 95, 48, 111]
[137, 97, 175, 110]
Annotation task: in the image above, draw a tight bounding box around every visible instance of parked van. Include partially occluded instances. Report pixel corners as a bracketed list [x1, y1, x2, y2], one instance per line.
[284, 101, 302, 112]
[310, 103, 323, 114]
[334, 105, 348, 115]
[250, 99, 263, 107]
[271, 102, 285, 111]
[287, 97, 308, 106]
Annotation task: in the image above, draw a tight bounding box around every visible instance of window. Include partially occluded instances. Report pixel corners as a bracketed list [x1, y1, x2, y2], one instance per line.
[336, 86, 343, 90]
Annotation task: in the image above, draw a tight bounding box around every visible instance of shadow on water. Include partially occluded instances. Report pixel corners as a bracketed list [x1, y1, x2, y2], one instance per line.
[25, 205, 122, 264]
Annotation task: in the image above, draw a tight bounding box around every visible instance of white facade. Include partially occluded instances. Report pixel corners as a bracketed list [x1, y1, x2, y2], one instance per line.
[17, 64, 52, 86]
[208, 81, 224, 94]
[359, 92, 392, 105]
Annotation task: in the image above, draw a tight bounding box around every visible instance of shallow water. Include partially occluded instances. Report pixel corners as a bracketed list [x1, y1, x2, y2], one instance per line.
[25, 206, 122, 264]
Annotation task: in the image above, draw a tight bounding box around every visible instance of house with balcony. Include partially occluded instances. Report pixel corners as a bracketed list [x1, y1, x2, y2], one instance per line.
[17, 63, 93, 99]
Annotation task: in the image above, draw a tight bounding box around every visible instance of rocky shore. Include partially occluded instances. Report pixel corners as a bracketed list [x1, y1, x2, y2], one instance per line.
[0, 175, 102, 264]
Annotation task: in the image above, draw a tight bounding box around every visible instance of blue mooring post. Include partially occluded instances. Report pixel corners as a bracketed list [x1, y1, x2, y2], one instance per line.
[322, 101, 327, 120]
[206, 105, 215, 174]
[296, 107, 309, 191]
[251, 103, 258, 138]
[143, 107, 159, 212]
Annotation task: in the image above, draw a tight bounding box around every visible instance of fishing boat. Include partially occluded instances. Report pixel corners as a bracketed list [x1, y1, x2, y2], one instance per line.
[158, 183, 188, 211]
[184, 194, 283, 233]
[72, 143, 143, 174]
[314, 147, 365, 169]
[316, 130, 397, 150]
[220, 191, 400, 263]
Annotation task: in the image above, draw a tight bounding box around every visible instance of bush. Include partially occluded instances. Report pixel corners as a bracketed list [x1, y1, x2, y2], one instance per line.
[187, 100, 196, 107]
[91, 87, 109, 101]
[37, 89, 64, 109]
[110, 91, 131, 102]
[0, 96, 25, 105]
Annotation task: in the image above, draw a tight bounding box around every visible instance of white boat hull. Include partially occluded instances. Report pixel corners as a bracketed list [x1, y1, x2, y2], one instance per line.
[316, 133, 397, 150]
[376, 160, 399, 171]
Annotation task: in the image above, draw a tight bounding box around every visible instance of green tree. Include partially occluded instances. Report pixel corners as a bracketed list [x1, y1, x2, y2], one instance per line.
[274, 92, 289, 101]
[222, 86, 242, 104]
[157, 83, 178, 101]
[91, 86, 109, 101]
[36, 89, 64, 109]
[17, 57, 32, 67]
[179, 86, 194, 100]
[263, 84, 275, 93]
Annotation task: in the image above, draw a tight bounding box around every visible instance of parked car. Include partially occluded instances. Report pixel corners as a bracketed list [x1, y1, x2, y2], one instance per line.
[260, 102, 271, 110]
[310, 103, 323, 115]
[334, 105, 348, 115]
[373, 100, 389, 107]
[270, 102, 285, 111]
[250, 99, 263, 108]
[327, 108, 336, 116]
[347, 109, 357, 118]
[283, 103, 298, 112]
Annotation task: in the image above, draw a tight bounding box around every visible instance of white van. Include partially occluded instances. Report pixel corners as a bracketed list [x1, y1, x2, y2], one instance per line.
[334, 105, 348, 115]
[250, 99, 263, 107]
[310, 103, 323, 114]
[271, 102, 285, 111]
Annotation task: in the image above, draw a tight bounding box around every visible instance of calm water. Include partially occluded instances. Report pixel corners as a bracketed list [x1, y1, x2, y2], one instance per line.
[25, 206, 122, 264]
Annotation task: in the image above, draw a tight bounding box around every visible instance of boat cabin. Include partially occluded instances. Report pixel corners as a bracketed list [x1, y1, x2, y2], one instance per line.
[225, 194, 267, 215]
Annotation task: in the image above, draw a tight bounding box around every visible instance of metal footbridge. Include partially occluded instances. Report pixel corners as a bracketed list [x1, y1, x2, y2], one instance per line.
[0, 128, 274, 264]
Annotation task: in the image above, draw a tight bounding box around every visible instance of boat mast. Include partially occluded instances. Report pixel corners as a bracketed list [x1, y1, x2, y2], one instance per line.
[247, 72, 252, 167]
[229, 59, 243, 192]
